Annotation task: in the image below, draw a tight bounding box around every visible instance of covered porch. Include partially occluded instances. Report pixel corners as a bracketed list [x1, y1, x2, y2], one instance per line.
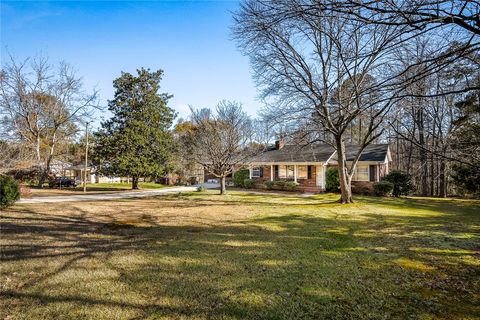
[247, 163, 327, 192]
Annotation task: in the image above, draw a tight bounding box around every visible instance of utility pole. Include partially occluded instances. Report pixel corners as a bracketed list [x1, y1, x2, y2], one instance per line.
[84, 121, 90, 193]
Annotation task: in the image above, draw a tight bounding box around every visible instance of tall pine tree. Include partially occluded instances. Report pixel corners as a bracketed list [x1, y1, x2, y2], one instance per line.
[94, 68, 175, 189]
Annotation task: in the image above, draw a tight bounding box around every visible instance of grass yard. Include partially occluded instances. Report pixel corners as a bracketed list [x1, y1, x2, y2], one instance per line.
[28, 182, 168, 197]
[1, 191, 479, 319]
[78, 182, 168, 190]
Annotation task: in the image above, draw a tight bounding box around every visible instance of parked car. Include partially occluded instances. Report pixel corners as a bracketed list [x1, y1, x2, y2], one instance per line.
[49, 177, 77, 188]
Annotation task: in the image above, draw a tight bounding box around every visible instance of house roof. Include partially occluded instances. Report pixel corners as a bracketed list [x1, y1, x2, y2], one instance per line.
[251, 144, 335, 163]
[250, 143, 389, 164]
[341, 144, 390, 162]
[64, 164, 93, 171]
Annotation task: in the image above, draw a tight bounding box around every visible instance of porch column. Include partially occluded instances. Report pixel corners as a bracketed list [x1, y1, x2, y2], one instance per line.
[294, 165, 297, 183]
[270, 165, 274, 181]
[316, 165, 325, 189]
[249, 166, 253, 179]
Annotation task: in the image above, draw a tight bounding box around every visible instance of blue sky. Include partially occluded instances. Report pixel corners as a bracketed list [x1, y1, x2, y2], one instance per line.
[1, 0, 261, 128]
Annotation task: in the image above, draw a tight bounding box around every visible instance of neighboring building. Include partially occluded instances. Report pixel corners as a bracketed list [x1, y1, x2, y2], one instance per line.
[62, 164, 122, 184]
[243, 142, 392, 193]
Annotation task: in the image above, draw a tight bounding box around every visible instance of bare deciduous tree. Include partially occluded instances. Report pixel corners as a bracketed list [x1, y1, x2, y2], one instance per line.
[321, 1, 480, 36]
[233, 1, 408, 203]
[188, 100, 256, 195]
[0, 55, 99, 187]
[0, 140, 34, 173]
[233, 0, 477, 203]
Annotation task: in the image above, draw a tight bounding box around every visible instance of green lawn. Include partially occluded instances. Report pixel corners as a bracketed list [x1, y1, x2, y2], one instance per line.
[1, 191, 479, 319]
[78, 182, 168, 191]
[28, 182, 168, 197]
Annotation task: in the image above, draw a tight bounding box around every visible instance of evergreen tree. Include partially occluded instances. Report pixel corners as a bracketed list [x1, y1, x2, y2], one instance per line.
[450, 92, 480, 197]
[93, 68, 175, 189]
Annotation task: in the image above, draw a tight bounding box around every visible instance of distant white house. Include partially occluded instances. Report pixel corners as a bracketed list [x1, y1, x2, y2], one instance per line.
[61, 164, 121, 184]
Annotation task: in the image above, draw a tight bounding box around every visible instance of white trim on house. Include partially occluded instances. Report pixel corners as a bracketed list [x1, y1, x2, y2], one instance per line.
[324, 151, 337, 166]
[354, 164, 370, 181]
[317, 165, 326, 189]
[252, 167, 262, 178]
[249, 161, 325, 166]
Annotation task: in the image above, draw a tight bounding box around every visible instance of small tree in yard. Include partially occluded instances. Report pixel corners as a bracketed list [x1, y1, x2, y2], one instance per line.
[0, 175, 20, 209]
[93, 68, 175, 189]
[188, 101, 256, 195]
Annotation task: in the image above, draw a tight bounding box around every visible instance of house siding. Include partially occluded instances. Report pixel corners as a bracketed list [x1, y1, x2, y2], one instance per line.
[251, 165, 323, 193]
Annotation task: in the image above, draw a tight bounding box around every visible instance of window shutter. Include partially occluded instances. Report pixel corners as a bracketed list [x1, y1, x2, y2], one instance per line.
[369, 165, 376, 182]
[307, 166, 312, 179]
[259, 167, 264, 178]
[274, 165, 278, 179]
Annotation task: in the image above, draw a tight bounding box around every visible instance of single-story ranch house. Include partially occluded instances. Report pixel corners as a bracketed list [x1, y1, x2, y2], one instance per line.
[242, 142, 392, 193]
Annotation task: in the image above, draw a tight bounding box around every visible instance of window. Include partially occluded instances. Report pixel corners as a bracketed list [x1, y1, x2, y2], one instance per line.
[252, 167, 263, 178]
[278, 165, 286, 178]
[297, 165, 308, 179]
[355, 165, 369, 181]
[278, 165, 294, 179]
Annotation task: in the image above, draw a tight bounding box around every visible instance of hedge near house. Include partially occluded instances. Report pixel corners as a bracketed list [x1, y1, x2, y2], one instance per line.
[233, 169, 250, 188]
[264, 181, 275, 190]
[374, 181, 394, 196]
[382, 170, 414, 197]
[326, 168, 340, 192]
[285, 181, 299, 191]
[0, 175, 20, 209]
[243, 178, 256, 189]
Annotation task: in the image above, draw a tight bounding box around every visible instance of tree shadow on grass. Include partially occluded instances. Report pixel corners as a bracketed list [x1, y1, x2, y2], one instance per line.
[356, 195, 480, 215]
[1, 196, 479, 319]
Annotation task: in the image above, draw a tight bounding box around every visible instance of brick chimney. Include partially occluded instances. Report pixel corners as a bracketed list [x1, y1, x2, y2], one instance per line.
[275, 139, 285, 150]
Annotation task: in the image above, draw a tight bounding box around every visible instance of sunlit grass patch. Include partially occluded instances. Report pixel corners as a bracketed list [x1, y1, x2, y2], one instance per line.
[394, 258, 436, 272]
[1, 191, 479, 319]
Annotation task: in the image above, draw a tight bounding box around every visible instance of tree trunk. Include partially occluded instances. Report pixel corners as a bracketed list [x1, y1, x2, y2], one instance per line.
[38, 169, 48, 188]
[336, 138, 353, 204]
[132, 176, 139, 189]
[430, 152, 435, 197]
[417, 109, 428, 196]
[439, 160, 446, 198]
[37, 155, 53, 188]
[220, 176, 227, 195]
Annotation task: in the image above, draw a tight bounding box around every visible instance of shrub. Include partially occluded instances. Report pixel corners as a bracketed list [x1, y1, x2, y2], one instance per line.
[382, 170, 414, 197]
[5, 167, 41, 185]
[450, 163, 480, 197]
[352, 182, 374, 195]
[196, 185, 205, 192]
[264, 181, 275, 190]
[243, 178, 256, 189]
[325, 168, 340, 192]
[0, 175, 20, 209]
[374, 181, 394, 196]
[274, 180, 286, 189]
[285, 181, 299, 191]
[233, 169, 249, 188]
